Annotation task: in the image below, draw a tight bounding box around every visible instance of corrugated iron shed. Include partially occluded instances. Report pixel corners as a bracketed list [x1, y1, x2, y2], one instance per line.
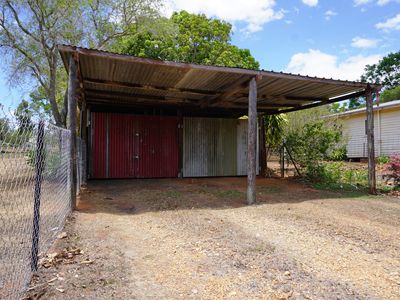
[58, 45, 379, 117]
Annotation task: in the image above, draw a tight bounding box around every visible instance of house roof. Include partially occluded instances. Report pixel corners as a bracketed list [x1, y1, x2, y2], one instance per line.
[331, 99, 400, 118]
[58, 45, 380, 117]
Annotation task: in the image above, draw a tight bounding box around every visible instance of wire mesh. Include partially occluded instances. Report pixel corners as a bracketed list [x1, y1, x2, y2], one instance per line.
[0, 114, 84, 300]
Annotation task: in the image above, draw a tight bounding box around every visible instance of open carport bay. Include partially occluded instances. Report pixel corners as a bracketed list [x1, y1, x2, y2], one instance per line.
[25, 178, 400, 299]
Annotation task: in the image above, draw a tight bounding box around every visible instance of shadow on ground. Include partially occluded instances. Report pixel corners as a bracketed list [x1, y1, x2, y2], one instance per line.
[77, 177, 371, 216]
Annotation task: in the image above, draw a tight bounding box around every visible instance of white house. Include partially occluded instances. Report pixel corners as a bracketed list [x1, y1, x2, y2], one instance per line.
[333, 100, 400, 158]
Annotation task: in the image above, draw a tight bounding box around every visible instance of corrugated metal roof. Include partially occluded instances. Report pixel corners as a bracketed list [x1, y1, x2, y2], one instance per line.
[58, 45, 380, 116]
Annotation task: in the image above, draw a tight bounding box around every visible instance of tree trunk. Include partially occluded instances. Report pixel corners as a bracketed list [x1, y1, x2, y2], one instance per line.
[48, 52, 63, 127]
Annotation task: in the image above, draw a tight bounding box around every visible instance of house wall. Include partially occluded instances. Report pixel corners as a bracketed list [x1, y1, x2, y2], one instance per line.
[340, 107, 400, 158]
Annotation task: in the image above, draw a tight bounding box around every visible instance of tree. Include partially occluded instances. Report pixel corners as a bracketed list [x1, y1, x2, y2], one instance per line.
[380, 86, 400, 103]
[0, 0, 162, 127]
[15, 99, 34, 132]
[361, 51, 400, 90]
[263, 114, 287, 176]
[348, 97, 363, 109]
[117, 10, 260, 69]
[0, 0, 83, 126]
[329, 102, 348, 113]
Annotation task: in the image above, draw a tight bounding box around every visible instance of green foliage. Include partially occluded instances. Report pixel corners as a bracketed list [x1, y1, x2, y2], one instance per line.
[361, 51, 400, 89]
[329, 102, 348, 113]
[0, 118, 10, 141]
[285, 120, 343, 168]
[263, 114, 287, 148]
[285, 106, 330, 135]
[348, 97, 364, 109]
[0, 0, 163, 126]
[329, 146, 347, 161]
[116, 10, 260, 69]
[311, 162, 368, 191]
[26, 147, 62, 177]
[380, 86, 400, 103]
[15, 100, 34, 132]
[376, 155, 390, 164]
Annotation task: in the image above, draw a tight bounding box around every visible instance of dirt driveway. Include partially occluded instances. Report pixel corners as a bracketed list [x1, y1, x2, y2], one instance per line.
[26, 178, 400, 299]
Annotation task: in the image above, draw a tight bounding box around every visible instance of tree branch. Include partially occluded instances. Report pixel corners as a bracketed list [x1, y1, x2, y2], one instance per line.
[5, 1, 41, 44]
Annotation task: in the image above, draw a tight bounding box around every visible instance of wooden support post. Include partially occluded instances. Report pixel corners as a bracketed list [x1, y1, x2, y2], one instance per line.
[247, 77, 257, 205]
[280, 145, 285, 178]
[68, 54, 78, 209]
[366, 86, 377, 195]
[81, 101, 88, 184]
[259, 115, 266, 177]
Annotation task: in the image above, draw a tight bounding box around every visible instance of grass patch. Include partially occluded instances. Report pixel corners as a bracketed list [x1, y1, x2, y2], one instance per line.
[257, 186, 282, 194]
[160, 190, 182, 199]
[312, 182, 368, 198]
[213, 189, 244, 198]
[378, 184, 400, 193]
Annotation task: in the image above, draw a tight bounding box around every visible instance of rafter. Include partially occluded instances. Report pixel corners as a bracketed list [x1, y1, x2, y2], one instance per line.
[83, 78, 218, 97]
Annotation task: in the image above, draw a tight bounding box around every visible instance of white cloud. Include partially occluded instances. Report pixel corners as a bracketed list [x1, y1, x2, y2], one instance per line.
[166, 0, 285, 33]
[354, 0, 398, 5]
[324, 10, 337, 20]
[354, 0, 372, 6]
[351, 37, 379, 48]
[376, 13, 400, 31]
[302, 0, 318, 7]
[286, 49, 382, 81]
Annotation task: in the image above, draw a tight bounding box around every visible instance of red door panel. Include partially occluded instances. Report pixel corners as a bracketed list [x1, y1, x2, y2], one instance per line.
[108, 113, 132, 178]
[159, 117, 179, 177]
[91, 113, 179, 179]
[91, 112, 107, 178]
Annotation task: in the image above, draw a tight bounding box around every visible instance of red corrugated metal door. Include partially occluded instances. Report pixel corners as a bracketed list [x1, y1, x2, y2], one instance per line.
[91, 113, 179, 178]
[136, 116, 179, 178]
[91, 112, 107, 178]
[108, 113, 133, 178]
[159, 116, 180, 177]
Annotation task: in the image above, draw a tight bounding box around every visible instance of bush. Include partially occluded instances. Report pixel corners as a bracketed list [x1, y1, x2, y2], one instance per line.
[310, 162, 368, 190]
[383, 154, 400, 186]
[376, 155, 390, 164]
[285, 120, 345, 178]
[329, 146, 347, 161]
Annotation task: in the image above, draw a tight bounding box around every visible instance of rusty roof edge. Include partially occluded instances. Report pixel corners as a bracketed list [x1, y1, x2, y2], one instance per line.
[57, 44, 380, 89]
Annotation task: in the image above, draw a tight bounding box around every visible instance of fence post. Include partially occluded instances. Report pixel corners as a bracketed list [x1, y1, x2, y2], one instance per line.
[31, 120, 45, 272]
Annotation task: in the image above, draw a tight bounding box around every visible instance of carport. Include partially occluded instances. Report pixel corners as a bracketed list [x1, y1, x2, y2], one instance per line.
[58, 45, 380, 206]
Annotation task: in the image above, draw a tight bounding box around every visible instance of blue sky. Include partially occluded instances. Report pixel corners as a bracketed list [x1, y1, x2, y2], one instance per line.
[1, 0, 399, 109]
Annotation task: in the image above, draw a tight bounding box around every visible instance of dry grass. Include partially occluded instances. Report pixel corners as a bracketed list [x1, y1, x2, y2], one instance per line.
[23, 177, 400, 300]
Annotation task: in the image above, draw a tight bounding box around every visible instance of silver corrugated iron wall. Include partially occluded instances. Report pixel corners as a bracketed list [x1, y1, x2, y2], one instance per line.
[183, 117, 259, 177]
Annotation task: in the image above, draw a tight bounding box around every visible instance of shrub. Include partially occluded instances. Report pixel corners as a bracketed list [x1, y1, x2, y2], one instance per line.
[329, 146, 347, 161]
[383, 154, 400, 186]
[376, 155, 390, 164]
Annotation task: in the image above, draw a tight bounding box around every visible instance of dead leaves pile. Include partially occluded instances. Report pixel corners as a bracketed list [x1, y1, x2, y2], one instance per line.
[23, 231, 95, 299]
[40, 247, 83, 268]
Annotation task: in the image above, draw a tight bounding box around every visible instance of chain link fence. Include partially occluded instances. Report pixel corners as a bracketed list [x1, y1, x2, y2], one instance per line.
[0, 115, 85, 300]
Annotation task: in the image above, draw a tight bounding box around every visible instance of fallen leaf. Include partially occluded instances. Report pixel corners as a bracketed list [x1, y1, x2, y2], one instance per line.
[57, 232, 68, 239]
[79, 259, 94, 265]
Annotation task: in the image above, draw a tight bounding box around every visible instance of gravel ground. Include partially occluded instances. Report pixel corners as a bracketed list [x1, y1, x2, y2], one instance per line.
[24, 177, 400, 299]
